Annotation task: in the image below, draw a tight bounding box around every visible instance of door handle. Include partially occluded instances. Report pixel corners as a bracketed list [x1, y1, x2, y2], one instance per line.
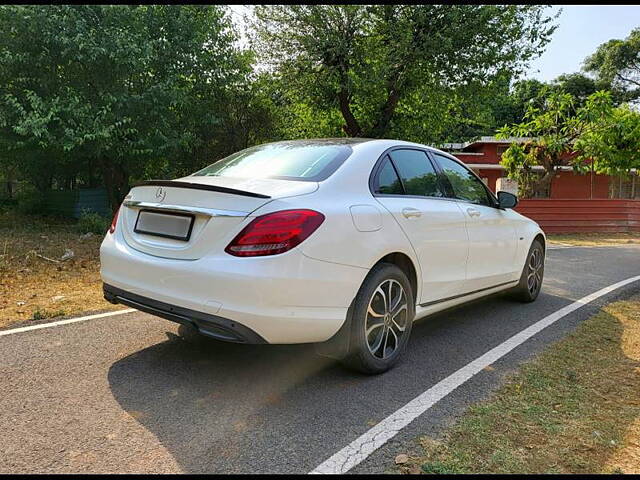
[466, 207, 481, 218]
[402, 207, 422, 219]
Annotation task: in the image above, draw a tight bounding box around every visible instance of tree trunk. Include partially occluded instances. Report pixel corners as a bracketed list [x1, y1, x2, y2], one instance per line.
[338, 89, 362, 137]
[101, 159, 129, 213]
[5, 167, 14, 199]
[531, 169, 555, 198]
[369, 87, 401, 138]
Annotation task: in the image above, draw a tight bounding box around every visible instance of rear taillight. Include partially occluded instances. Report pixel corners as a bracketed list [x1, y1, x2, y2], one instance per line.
[225, 209, 325, 257]
[108, 207, 120, 234]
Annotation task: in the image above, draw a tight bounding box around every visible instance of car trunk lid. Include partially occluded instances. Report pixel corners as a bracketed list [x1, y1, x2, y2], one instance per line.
[120, 176, 317, 260]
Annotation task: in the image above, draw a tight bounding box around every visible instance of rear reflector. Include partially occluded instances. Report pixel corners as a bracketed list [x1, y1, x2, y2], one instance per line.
[109, 207, 120, 234]
[225, 209, 325, 257]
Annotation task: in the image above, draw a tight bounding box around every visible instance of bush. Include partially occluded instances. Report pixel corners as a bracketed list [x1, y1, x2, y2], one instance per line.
[76, 209, 110, 235]
[0, 197, 18, 208]
[0, 197, 17, 216]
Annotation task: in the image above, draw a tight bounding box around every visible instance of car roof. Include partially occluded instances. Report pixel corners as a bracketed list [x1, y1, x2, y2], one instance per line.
[351, 138, 457, 157]
[264, 138, 371, 147]
[261, 138, 462, 163]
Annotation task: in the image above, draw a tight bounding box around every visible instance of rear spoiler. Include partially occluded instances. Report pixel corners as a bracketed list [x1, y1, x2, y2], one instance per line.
[136, 180, 271, 199]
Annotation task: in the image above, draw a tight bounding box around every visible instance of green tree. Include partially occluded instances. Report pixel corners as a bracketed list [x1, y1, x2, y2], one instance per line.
[0, 5, 251, 210]
[584, 28, 640, 102]
[493, 69, 626, 132]
[494, 74, 609, 131]
[251, 5, 558, 139]
[575, 103, 640, 176]
[496, 90, 638, 198]
[552, 73, 599, 105]
[551, 72, 629, 108]
[493, 78, 549, 128]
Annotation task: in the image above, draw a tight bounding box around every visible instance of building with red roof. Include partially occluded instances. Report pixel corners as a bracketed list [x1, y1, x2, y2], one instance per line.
[443, 136, 639, 233]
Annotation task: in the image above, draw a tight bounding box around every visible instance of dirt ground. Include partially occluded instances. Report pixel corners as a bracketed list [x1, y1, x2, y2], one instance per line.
[548, 232, 640, 247]
[0, 212, 123, 328]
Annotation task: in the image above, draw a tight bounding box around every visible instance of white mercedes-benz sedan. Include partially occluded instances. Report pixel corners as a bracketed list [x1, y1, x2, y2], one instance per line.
[100, 138, 545, 373]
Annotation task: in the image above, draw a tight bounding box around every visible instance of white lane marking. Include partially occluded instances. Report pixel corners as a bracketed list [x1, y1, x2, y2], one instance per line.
[0, 309, 136, 337]
[310, 274, 640, 474]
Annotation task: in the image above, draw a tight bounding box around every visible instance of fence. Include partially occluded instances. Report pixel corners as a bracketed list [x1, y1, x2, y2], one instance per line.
[515, 199, 640, 233]
[44, 188, 111, 218]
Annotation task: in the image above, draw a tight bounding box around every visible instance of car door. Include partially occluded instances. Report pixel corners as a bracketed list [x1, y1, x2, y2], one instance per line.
[371, 148, 469, 305]
[431, 152, 519, 292]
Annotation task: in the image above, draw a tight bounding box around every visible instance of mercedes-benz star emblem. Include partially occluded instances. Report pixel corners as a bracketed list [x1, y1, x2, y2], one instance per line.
[155, 187, 166, 202]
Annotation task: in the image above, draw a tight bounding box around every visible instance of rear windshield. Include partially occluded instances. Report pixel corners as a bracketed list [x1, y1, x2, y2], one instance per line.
[191, 143, 353, 182]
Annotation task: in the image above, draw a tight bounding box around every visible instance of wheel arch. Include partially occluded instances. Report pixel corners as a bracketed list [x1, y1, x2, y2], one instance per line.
[374, 251, 419, 303]
[534, 232, 546, 252]
[315, 249, 420, 361]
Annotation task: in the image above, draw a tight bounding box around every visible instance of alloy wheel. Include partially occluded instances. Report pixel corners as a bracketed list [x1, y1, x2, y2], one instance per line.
[365, 279, 409, 359]
[527, 248, 543, 295]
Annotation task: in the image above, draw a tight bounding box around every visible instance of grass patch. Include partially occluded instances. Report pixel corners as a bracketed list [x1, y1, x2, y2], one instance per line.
[401, 295, 640, 474]
[31, 307, 67, 321]
[547, 232, 640, 247]
[0, 210, 123, 328]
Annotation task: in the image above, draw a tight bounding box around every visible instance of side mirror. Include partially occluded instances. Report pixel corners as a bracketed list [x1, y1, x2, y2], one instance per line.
[497, 191, 518, 209]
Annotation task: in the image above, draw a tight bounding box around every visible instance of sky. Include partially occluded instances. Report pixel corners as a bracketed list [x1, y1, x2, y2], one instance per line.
[526, 5, 640, 81]
[228, 5, 640, 83]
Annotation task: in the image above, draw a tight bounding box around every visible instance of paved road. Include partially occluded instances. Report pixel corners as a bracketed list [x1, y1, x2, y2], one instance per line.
[1, 246, 639, 474]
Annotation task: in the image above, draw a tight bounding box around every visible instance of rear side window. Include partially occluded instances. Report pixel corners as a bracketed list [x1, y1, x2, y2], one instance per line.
[434, 154, 492, 206]
[375, 157, 404, 194]
[389, 149, 443, 197]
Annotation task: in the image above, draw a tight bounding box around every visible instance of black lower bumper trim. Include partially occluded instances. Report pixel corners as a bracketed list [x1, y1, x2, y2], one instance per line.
[103, 283, 267, 344]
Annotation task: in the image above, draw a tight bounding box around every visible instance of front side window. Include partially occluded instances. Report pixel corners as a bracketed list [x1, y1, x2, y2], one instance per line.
[434, 154, 492, 206]
[388, 149, 443, 197]
[192, 142, 352, 182]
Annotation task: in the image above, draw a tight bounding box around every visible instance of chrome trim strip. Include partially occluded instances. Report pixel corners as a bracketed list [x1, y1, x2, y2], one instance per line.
[418, 280, 518, 307]
[123, 200, 247, 218]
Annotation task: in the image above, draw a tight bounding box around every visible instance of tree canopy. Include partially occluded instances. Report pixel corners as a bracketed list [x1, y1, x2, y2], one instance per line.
[0, 5, 262, 209]
[584, 27, 640, 102]
[251, 5, 557, 139]
[0, 5, 638, 212]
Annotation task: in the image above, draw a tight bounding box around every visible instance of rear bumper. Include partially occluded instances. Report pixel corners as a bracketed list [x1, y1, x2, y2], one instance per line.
[100, 229, 368, 344]
[103, 283, 266, 344]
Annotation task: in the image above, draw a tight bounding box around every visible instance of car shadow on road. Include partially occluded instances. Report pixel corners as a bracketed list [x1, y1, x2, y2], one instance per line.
[106, 290, 576, 474]
[107, 328, 347, 473]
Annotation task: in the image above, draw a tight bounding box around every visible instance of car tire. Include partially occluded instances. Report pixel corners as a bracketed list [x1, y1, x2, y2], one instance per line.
[342, 263, 415, 374]
[511, 239, 545, 303]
